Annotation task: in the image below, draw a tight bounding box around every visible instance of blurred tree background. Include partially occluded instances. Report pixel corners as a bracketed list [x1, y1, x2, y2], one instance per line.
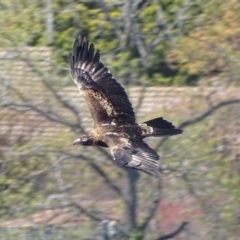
[0, 0, 240, 239]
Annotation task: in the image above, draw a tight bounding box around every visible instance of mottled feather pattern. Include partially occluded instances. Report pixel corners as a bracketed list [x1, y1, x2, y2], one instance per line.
[83, 89, 118, 122]
[69, 35, 135, 125]
[104, 132, 160, 176]
[70, 35, 183, 177]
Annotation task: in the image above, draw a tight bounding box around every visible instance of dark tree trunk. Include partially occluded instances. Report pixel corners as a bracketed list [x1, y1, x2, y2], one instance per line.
[123, 169, 139, 233]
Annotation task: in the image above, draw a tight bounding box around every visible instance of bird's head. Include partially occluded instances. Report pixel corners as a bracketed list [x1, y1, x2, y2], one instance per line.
[73, 135, 93, 146]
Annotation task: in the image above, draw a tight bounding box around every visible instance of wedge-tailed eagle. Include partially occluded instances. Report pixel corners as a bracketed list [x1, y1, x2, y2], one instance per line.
[69, 35, 183, 177]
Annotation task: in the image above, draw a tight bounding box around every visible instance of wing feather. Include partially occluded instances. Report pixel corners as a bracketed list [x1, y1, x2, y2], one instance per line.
[104, 133, 160, 177]
[69, 35, 135, 126]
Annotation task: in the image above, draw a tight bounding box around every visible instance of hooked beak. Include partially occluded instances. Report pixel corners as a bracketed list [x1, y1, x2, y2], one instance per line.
[73, 138, 81, 146]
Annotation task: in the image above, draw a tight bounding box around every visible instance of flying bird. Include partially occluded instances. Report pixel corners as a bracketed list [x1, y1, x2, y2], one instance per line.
[69, 35, 183, 177]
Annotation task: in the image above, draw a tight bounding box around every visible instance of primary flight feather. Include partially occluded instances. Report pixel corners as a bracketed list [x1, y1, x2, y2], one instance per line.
[69, 35, 183, 177]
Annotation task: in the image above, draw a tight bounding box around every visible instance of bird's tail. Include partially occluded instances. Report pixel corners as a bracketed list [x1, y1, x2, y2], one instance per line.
[139, 117, 183, 137]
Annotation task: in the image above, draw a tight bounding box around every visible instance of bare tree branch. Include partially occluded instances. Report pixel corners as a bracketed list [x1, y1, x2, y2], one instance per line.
[98, 1, 123, 49]
[156, 98, 240, 150]
[156, 222, 189, 240]
[139, 179, 162, 233]
[21, 55, 85, 132]
[152, 0, 173, 45]
[41, 79, 85, 133]
[70, 202, 103, 222]
[151, 0, 195, 49]
[66, 152, 123, 197]
[179, 98, 240, 129]
[1, 100, 79, 131]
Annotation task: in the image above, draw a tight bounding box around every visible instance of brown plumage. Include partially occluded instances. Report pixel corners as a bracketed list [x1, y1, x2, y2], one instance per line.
[69, 35, 183, 177]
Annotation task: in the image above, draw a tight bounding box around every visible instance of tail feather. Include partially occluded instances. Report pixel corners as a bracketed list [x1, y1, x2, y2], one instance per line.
[140, 117, 183, 137]
[148, 128, 183, 136]
[144, 117, 175, 129]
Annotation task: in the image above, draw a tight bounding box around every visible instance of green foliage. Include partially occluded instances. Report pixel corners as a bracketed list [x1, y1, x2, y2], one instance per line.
[1, 0, 238, 85]
[0, 142, 52, 218]
[167, 0, 240, 85]
[0, 0, 46, 46]
[128, 229, 143, 240]
[2, 0, 234, 86]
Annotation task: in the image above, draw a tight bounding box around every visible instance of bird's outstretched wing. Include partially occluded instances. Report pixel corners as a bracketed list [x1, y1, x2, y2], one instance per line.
[104, 133, 160, 177]
[69, 35, 136, 126]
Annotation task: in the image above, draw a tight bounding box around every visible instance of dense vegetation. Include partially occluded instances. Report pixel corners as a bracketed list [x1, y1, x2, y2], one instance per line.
[1, 0, 239, 86]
